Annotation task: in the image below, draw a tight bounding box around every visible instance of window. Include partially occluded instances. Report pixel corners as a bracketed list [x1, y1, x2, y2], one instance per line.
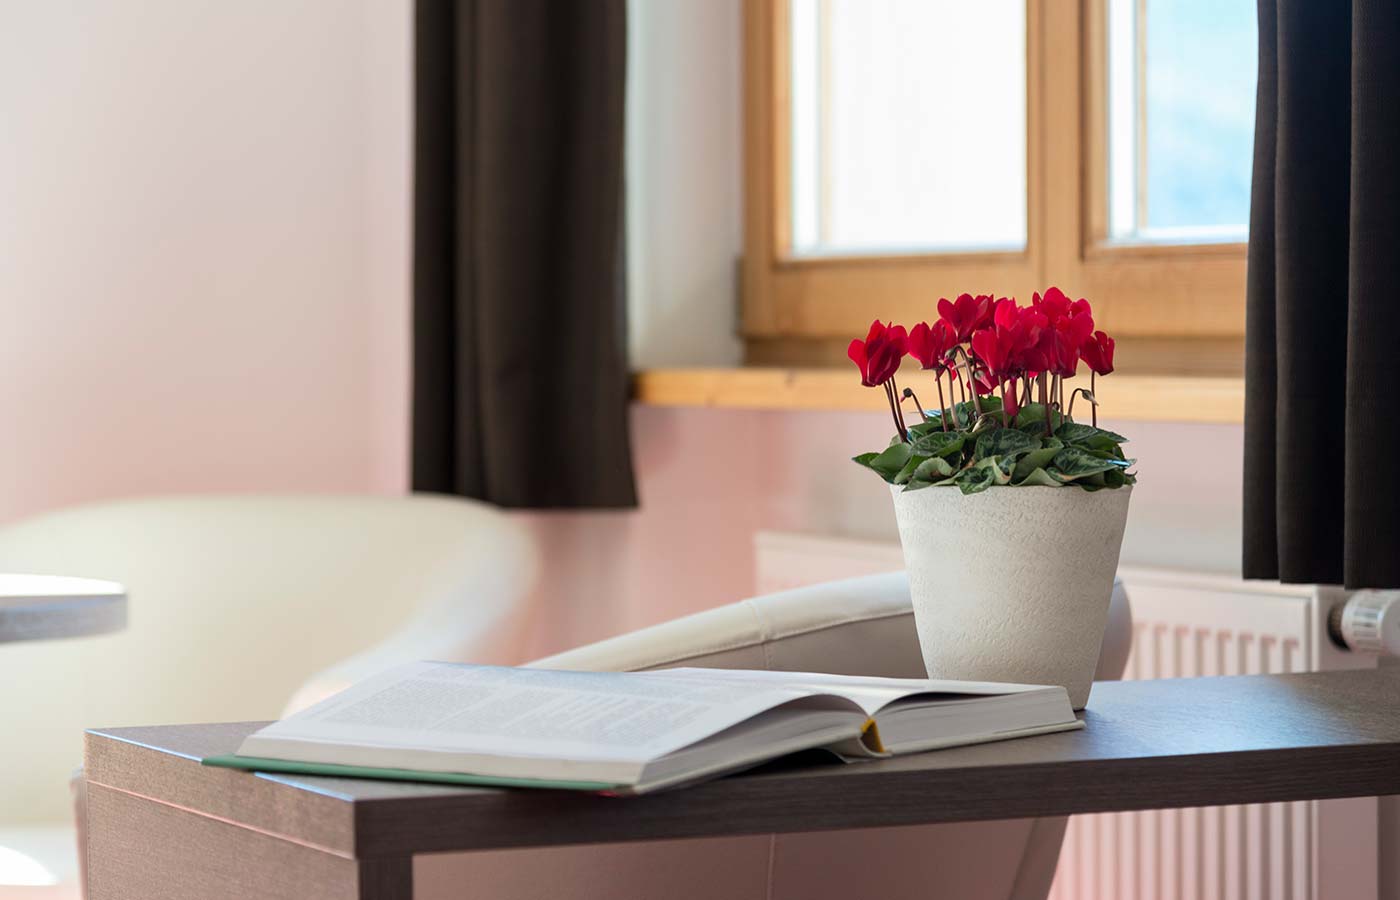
[1105, 0, 1256, 244]
[789, 1, 1027, 257]
[743, 1, 1253, 371]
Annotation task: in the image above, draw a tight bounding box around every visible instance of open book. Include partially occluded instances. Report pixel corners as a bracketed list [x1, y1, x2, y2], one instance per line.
[203, 662, 1082, 794]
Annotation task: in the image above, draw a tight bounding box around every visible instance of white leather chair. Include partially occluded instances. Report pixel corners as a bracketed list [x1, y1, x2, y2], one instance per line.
[334, 571, 1133, 900]
[0, 494, 536, 896]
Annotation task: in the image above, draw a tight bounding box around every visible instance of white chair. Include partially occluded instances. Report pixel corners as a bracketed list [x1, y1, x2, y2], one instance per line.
[295, 570, 1133, 900]
[0, 493, 535, 896]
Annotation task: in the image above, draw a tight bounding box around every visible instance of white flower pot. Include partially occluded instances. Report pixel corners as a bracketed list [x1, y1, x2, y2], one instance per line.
[890, 484, 1132, 710]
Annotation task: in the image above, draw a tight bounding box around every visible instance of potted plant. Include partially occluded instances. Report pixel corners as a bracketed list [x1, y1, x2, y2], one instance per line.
[849, 288, 1131, 710]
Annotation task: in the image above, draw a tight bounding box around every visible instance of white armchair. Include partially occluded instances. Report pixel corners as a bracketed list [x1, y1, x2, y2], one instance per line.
[0, 493, 535, 895]
[390, 572, 1133, 900]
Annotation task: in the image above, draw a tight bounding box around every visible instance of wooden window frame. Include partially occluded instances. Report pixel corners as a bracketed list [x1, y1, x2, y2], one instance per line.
[741, 0, 1247, 371]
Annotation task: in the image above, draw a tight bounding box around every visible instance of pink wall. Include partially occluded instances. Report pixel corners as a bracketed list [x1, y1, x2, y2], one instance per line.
[0, 0, 411, 527]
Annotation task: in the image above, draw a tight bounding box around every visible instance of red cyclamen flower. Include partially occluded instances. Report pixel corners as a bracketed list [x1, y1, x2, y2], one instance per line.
[994, 299, 1048, 355]
[972, 298, 1047, 378]
[1032, 286, 1073, 323]
[1023, 327, 1055, 375]
[937, 293, 993, 343]
[971, 325, 1017, 380]
[907, 319, 958, 371]
[847, 320, 908, 387]
[1049, 318, 1090, 377]
[1029, 289, 1094, 377]
[1080, 330, 1115, 376]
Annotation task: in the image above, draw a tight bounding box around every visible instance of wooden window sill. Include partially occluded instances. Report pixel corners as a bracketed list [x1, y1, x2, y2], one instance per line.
[633, 368, 1244, 424]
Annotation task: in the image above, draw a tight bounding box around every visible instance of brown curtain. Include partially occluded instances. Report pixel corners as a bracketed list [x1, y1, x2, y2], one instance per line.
[412, 0, 637, 508]
[1244, 0, 1400, 587]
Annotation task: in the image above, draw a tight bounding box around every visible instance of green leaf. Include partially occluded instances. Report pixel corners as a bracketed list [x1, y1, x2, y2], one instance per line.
[969, 414, 999, 436]
[901, 458, 959, 492]
[1102, 467, 1126, 489]
[956, 464, 998, 495]
[1056, 422, 1128, 451]
[973, 454, 1016, 482]
[913, 456, 955, 480]
[852, 452, 880, 470]
[909, 430, 966, 459]
[1051, 446, 1123, 480]
[866, 442, 914, 481]
[1013, 403, 1067, 432]
[1057, 422, 1127, 443]
[1084, 445, 1128, 462]
[892, 453, 932, 485]
[952, 395, 1001, 428]
[974, 427, 1041, 462]
[906, 419, 942, 439]
[1011, 445, 1060, 481]
[902, 469, 959, 492]
[1014, 467, 1068, 487]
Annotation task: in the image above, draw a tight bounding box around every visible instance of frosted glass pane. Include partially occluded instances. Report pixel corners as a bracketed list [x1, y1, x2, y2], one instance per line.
[789, 0, 1026, 257]
[1107, 0, 1256, 243]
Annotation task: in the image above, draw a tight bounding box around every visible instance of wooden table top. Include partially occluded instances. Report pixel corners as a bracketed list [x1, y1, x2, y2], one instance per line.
[0, 573, 126, 643]
[85, 668, 1400, 861]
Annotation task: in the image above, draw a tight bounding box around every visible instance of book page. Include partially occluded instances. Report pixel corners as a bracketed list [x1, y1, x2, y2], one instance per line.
[659, 667, 1052, 716]
[252, 662, 847, 764]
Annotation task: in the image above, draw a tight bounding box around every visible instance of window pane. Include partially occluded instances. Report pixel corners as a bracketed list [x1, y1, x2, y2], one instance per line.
[789, 0, 1026, 258]
[1107, 0, 1256, 243]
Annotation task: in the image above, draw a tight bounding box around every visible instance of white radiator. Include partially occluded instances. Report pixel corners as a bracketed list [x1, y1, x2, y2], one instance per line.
[753, 532, 1379, 900]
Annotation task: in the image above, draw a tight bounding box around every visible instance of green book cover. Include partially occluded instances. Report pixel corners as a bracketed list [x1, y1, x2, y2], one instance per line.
[200, 754, 621, 793]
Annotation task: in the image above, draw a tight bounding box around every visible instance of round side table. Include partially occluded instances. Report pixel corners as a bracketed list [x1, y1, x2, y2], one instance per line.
[0, 573, 127, 643]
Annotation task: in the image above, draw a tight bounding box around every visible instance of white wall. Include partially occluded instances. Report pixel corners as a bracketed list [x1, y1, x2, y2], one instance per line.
[0, 0, 411, 528]
[626, 0, 744, 368]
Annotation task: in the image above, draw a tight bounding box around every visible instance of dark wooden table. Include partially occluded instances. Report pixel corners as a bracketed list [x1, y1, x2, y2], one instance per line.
[83, 669, 1400, 900]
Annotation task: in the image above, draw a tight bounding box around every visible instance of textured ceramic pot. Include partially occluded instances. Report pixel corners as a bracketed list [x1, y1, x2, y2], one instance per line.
[890, 484, 1132, 710]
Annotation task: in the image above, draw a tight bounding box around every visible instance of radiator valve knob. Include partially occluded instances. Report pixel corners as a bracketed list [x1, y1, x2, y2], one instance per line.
[1328, 591, 1400, 656]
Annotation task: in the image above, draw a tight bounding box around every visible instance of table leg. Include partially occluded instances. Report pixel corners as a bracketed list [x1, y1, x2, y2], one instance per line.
[85, 782, 412, 899]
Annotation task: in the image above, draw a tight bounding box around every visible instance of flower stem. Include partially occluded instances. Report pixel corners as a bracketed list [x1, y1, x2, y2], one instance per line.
[948, 347, 982, 424]
[883, 381, 908, 442]
[932, 376, 948, 431]
[890, 376, 909, 437]
[902, 387, 930, 423]
[1091, 371, 1097, 427]
[998, 380, 1009, 427]
[1038, 372, 1050, 436]
[1069, 387, 1097, 421]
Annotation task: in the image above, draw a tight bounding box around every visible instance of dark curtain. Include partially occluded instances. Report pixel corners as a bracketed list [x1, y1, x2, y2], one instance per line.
[412, 0, 637, 508]
[1244, 0, 1400, 587]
